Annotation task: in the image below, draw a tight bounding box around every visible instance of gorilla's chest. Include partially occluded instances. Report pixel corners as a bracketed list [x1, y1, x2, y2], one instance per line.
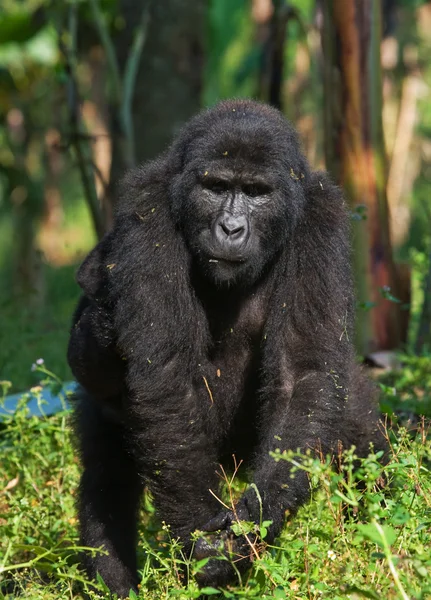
[210, 331, 262, 463]
[207, 289, 267, 385]
[205, 291, 269, 459]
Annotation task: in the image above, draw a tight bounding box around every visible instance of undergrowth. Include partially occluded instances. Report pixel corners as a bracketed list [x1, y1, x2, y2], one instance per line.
[0, 364, 430, 600]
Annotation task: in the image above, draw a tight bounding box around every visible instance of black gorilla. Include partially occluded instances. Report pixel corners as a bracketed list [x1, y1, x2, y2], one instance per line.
[68, 99, 385, 597]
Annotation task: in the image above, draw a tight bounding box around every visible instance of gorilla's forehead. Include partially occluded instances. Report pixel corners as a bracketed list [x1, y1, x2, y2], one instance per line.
[177, 100, 307, 181]
[184, 112, 301, 172]
[188, 124, 285, 169]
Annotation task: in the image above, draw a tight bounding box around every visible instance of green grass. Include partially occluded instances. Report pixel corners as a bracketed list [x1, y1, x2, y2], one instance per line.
[0, 373, 430, 600]
[0, 173, 95, 392]
[0, 264, 81, 391]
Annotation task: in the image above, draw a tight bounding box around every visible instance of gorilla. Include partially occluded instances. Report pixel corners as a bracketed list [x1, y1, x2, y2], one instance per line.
[68, 99, 385, 597]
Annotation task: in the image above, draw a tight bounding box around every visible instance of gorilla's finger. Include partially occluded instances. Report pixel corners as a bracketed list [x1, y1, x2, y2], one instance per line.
[200, 512, 231, 532]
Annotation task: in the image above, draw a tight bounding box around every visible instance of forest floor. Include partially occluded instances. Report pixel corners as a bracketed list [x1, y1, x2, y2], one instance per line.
[1, 361, 431, 600]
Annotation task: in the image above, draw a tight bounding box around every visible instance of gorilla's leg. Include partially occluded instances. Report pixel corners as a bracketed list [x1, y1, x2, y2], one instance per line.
[76, 392, 142, 597]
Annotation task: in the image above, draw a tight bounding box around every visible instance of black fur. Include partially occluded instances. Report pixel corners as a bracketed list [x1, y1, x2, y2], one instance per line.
[68, 99, 385, 597]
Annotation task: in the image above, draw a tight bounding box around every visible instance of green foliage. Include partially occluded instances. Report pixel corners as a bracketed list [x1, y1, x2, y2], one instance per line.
[0, 167, 95, 391]
[379, 352, 431, 418]
[0, 2, 46, 46]
[0, 374, 430, 599]
[205, 0, 256, 104]
[204, 0, 315, 107]
[0, 259, 86, 391]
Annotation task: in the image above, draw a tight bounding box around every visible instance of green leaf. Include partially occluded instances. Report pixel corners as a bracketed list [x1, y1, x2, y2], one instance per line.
[95, 572, 110, 592]
[380, 286, 401, 304]
[200, 587, 221, 595]
[193, 557, 212, 571]
[412, 559, 428, 578]
[357, 523, 397, 548]
[230, 520, 255, 536]
[259, 519, 272, 539]
[390, 507, 411, 526]
[0, 9, 46, 46]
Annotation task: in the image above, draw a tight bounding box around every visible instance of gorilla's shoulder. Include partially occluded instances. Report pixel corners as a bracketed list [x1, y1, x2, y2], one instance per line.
[115, 154, 173, 217]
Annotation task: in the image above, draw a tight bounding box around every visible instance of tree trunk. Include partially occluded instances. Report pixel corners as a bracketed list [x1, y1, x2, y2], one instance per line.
[109, 0, 205, 191]
[322, 0, 402, 355]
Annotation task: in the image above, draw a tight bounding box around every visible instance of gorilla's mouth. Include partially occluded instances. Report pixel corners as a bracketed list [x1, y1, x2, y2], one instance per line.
[208, 254, 246, 264]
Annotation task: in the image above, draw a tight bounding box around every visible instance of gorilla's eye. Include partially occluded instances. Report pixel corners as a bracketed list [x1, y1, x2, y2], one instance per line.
[242, 183, 272, 198]
[205, 180, 230, 194]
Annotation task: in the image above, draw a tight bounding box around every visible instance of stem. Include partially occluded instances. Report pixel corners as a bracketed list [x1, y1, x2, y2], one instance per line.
[89, 0, 151, 170]
[372, 519, 410, 600]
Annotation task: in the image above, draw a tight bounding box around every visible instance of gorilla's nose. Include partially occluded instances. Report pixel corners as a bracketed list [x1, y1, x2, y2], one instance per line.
[214, 213, 248, 248]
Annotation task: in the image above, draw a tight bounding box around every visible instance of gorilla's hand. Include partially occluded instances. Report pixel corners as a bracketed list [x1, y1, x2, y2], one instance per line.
[193, 503, 257, 587]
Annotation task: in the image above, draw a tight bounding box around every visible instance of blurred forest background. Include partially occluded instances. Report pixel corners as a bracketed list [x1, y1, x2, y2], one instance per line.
[0, 0, 431, 394]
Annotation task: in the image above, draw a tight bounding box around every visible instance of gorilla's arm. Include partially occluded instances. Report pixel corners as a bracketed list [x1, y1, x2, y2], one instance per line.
[78, 167, 222, 540]
[67, 223, 126, 399]
[110, 212, 222, 540]
[242, 172, 356, 535]
[68, 294, 125, 399]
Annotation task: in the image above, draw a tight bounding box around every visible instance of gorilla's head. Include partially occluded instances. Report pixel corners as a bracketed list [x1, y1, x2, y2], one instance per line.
[170, 99, 310, 287]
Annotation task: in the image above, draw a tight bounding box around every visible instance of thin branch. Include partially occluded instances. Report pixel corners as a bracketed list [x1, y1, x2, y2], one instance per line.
[88, 0, 122, 106]
[372, 519, 410, 600]
[59, 1, 105, 239]
[88, 0, 151, 170]
[202, 376, 214, 405]
[121, 2, 151, 166]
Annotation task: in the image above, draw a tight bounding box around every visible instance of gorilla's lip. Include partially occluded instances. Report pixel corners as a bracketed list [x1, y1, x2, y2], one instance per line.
[208, 254, 246, 264]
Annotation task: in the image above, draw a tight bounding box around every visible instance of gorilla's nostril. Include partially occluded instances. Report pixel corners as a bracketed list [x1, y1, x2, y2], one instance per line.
[220, 222, 244, 237]
[231, 226, 245, 236]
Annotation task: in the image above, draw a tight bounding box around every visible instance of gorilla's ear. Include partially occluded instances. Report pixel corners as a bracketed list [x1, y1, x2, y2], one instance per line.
[76, 238, 110, 301]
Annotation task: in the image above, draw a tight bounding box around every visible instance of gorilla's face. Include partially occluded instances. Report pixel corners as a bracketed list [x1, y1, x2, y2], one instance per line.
[171, 133, 306, 287]
[173, 159, 304, 286]
[184, 166, 285, 286]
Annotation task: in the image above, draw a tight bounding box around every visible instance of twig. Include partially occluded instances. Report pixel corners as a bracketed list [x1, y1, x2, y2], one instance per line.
[202, 376, 214, 404]
[218, 464, 262, 564]
[88, 0, 122, 106]
[208, 488, 230, 511]
[90, 157, 110, 197]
